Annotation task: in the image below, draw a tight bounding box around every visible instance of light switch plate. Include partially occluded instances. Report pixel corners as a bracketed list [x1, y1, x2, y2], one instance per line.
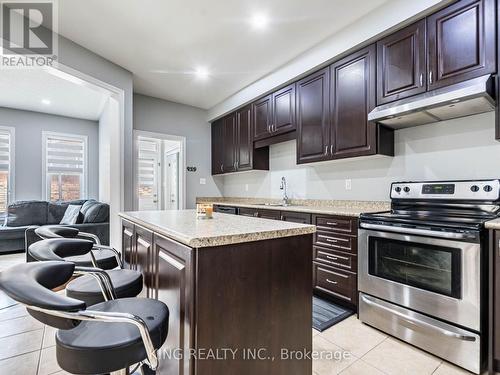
[345, 179, 352, 190]
[200, 178, 206, 185]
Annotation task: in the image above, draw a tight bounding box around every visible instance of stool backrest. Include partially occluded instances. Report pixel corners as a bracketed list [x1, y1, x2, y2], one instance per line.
[0, 261, 86, 329]
[29, 238, 94, 262]
[35, 225, 79, 240]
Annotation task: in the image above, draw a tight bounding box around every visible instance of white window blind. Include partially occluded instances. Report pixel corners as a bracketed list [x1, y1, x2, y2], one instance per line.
[43, 132, 87, 201]
[0, 127, 13, 213]
[0, 130, 10, 172]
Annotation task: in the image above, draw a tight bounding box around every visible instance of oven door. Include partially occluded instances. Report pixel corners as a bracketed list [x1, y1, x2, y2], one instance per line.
[358, 227, 481, 331]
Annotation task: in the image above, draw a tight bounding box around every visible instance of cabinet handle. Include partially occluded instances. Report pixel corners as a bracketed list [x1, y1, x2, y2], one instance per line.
[326, 255, 338, 261]
[326, 222, 338, 226]
[220, 164, 223, 172]
[419, 73, 424, 87]
[330, 145, 333, 155]
[123, 229, 133, 237]
[429, 71, 433, 85]
[325, 146, 329, 155]
[326, 278, 338, 285]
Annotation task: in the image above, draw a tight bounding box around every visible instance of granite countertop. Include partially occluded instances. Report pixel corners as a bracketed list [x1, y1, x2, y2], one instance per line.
[196, 197, 390, 217]
[485, 218, 500, 230]
[119, 209, 316, 248]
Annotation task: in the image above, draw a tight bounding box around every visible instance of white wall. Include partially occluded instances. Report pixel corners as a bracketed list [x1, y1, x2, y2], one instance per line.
[0, 106, 99, 201]
[207, 0, 449, 121]
[133, 94, 223, 208]
[222, 112, 500, 201]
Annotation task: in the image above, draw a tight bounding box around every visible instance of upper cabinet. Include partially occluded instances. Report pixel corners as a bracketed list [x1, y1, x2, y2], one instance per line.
[331, 45, 378, 159]
[297, 47, 393, 165]
[211, 119, 224, 175]
[427, 0, 495, 90]
[253, 83, 296, 141]
[235, 105, 253, 171]
[296, 67, 331, 164]
[377, 20, 427, 105]
[222, 113, 237, 173]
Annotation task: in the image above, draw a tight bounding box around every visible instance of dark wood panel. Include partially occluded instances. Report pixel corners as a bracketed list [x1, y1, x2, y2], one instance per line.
[135, 225, 154, 298]
[427, 0, 496, 90]
[313, 215, 358, 236]
[496, 1, 500, 142]
[314, 231, 357, 254]
[331, 44, 377, 159]
[211, 119, 224, 175]
[223, 113, 237, 173]
[236, 105, 253, 171]
[252, 94, 273, 141]
[280, 211, 312, 224]
[195, 235, 313, 375]
[238, 207, 258, 217]
[313, 262, 357, 305]
[122, 219, 135, 270]
[377, 19, 427, 105]
[272, 83, 296, 135]
[257, 208, 282, 221]
[154, 234, 195, 375]
[296, 67, 331, 164]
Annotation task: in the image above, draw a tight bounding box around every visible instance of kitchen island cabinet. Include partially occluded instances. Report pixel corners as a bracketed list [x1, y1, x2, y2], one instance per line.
[120, 210, 315, 375]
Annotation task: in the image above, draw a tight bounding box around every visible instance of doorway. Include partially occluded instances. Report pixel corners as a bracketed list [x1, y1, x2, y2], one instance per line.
[134, 130, 185, 211]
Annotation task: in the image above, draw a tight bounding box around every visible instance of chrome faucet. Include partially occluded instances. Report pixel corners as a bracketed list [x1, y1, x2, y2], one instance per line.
[280, 177, 290, 206]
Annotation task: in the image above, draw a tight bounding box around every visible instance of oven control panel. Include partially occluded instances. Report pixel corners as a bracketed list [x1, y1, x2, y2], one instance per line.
[391, 180, 500, 200]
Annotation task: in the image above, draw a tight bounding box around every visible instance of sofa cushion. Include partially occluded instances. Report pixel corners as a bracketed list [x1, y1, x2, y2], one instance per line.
[83, 203, 109, 223]
[60, 205, 83, 225]
[7, 201, 48, 227]
[80, 199, 97, 216]
[0, 226, 31, 240]
[47, 200, 88, 224]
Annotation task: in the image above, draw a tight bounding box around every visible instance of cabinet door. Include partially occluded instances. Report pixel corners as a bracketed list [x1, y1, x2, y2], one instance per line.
[256, 209, 281, 221]
[238, 207, 258, 217]
[153, 234, 194, 375]
[122, 220, 135, 269]
[272, 83, 296, 135]
[135, 225, 154, 298]
[222, 113, 237, 173]
[331, 45, 377, 159]
[427, 0, 495, 90]
[211, 119, 224, 175]
[296, 67, 331, 164]
[281, 211, 311, 224]
[235, 105, 253, 171]
[377, 19, 426, 105]
[252, 94, 273, 141]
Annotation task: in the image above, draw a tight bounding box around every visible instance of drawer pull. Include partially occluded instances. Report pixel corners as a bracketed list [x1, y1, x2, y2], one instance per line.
[326, 255, 338, 261]
[326, 222, 338, 226]
[325, 238, 338, 243]
[326, 279, 338, 285]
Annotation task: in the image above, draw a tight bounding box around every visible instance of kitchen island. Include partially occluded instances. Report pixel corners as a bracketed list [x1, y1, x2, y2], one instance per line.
[119, 210, 316, 375]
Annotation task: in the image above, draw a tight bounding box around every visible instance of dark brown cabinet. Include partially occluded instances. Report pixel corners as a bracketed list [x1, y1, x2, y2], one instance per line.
[211, 119, 224, 175]
[427, 0, 495, 90]
[296, 67, 331, 164]
[281, 211, 311, 224]
[222, 113, 237, 173]
[253, 83, 296, 142]
[377, 19, 427, 105]
[153, 234, 194, 375]
[135, 225, 154, 298]
[122, 219, 135, 270]
[331, 44, 377, 159]
[235, 105, 253, 171]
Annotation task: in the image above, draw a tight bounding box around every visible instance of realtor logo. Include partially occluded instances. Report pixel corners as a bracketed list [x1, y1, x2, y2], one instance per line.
[0, 0, 57, 67]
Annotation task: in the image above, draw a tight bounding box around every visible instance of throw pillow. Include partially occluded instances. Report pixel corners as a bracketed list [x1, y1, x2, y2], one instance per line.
[60, 204, 83, 225]
[82, 203, 109, 223]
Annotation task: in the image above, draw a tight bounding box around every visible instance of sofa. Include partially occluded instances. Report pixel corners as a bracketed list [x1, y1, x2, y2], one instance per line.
[0, 199, 109, 257]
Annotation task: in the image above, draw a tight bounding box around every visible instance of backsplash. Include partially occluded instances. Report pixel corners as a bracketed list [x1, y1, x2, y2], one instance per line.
[220, 111, 500, 201]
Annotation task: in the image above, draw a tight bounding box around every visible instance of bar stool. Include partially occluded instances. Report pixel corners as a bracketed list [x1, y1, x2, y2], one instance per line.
[29, 238, 143, 306]
[0, 261, 168, 374]
[34, 225, 121, 270]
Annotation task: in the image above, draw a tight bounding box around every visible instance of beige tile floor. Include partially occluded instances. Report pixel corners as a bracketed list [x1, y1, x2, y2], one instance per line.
[0, 253, 474, 375]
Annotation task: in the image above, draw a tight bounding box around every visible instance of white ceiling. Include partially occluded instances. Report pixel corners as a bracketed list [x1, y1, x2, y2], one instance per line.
[58, 0, 390, 109]
[0, 68, 111, 121]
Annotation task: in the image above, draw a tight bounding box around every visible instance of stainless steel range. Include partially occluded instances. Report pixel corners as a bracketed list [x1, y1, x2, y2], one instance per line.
[358, 179, 500, 374]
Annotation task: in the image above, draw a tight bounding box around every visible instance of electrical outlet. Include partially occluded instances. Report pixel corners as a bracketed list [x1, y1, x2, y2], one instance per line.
[199, 178, 206, 185]
[345, 179, 352, 190]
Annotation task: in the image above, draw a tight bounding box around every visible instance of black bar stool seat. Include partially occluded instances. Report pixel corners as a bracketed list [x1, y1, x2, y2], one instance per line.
[66, 269, 143, 306]
[56, 297, 168, 374]
[35, 225, 80, 239]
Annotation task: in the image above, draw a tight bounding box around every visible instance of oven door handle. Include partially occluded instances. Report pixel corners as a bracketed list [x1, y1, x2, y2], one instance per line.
[361, 295, 477, 342]
[359, 223, 475, 240]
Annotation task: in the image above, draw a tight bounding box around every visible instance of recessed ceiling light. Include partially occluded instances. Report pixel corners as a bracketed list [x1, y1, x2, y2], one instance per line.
[194, 67, 209, 79]
[41, 99, 51, 105]
[250, 12, 269, 30]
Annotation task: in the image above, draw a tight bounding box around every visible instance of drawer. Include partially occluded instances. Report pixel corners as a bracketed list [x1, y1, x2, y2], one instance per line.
[280, 211, 312, 224]
[313, 262, 356, 304]
[239, 207, 258, 217]
[313, 247, 357, 273]
[314, 231, 357, 254]
[313, 215, 357, 235]
[257, 209, 281, 221]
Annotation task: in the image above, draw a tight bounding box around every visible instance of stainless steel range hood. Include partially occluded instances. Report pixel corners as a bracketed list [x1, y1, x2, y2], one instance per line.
[368, 75, 496, 128]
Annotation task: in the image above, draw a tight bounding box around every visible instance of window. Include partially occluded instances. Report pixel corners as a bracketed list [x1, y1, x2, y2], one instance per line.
[43, 132, 87, 202]
[0, 126, 14, 214]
